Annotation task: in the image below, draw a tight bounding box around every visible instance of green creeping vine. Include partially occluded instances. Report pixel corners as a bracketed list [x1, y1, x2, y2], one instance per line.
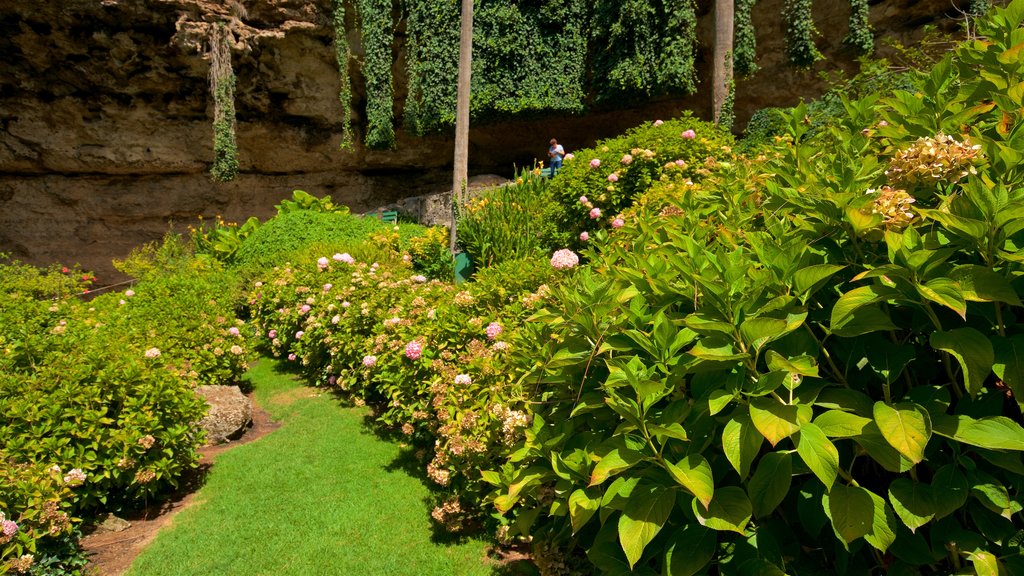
[357, 0, 396, 149]
[719, 77, 736, 131]
[332, 0, 354, 150]
[844, 0, 874, 55]
[210, 24, 238, 182]
[734, 0, 759, 77]
[783, 0, 823, 67]
[401, 0, 696, 135]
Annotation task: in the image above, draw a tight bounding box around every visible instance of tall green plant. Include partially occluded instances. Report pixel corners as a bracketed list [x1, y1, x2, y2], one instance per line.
[783, 0, 823, 67]
[332, 0, 355, 149]
[209, 24, 239, 181]
[844, 0, 874, 55]
[734, 0, 759, 76]
[358, 0, 396, 149]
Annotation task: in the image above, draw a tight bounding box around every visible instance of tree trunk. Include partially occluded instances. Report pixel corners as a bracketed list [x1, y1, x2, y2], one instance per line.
[451, 0, 473, 253]
[712, 0, 734, 124]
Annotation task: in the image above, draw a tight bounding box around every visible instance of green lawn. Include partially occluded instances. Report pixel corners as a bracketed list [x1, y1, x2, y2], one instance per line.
[126, 360, 498, 576]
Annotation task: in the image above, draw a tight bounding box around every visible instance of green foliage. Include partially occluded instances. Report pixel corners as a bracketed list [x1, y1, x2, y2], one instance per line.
[547, 114, 734, 244]
[844, 0, 874, 56]
[332, 0, 354, 150]
[734, 0, 759, 77]
[190, 215, 260, 266]
[210, 71, 238, 182]
[407, 226, 453, 281]
[719, 78, 736, 132]
[456, 170, 568, 268]
[0, 247, 254, 570]
[487, 3, 1024, 572]
[783, 0, 823, 67]
[233, 210, 388, 274]
[114, 231, 201, 279]
[274, 190, 351, 216]
[740, 106, 787, 151]
[357, 0, 395, 149]
[401, 0, 696, 134]
[246, 248, 566, 528]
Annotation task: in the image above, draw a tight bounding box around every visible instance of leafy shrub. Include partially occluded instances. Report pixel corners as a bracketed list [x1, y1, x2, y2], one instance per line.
[245, 249, 566, 529]
[457, 170, 567, 268]
[234, 210, 388, 275]
[486, 4, 1024, 573]
[408, 226, 453, 281]
[547, 114, 734, 245]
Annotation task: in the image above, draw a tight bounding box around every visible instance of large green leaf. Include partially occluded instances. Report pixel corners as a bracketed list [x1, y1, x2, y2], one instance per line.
[795, 423, 839, 489]
[970, 551, 1000, 576]
[664, 525, 716, 576]
[665, 455, 714, 510]
[951, 265, 1022, 305]
[692, 486, 752, 534]
[722, 413, 764, 479]
[618, 484, 676, 569]
[739, 311, 806, 352]
[854, 422, 915, 473]
[749, 398, 802, 447]
[888, 479, 935, 533]
[932, 414, 1024, 451]
[814, 410, 872, 438]
[827, 484, 875, 544]
[931, 465, 969, 520]
[993, 335, 1024, 411]
[569, 487, 601, 534]
[831, 305, 899, 337]
[915, 278, 967, 320]
[872, 402, 931, 464]
[590, 447, 644, 486]
[862, 488, 898, 553]
[748, 452, 792, 518]
[929, 328, 994, 397]
[830, 285, 900, 331]
[793, 264, 846, 299]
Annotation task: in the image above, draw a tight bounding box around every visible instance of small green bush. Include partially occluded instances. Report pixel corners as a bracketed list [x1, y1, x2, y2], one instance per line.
[547, 114, 734, 245]
[457, 170, 567, 268]
[234, 210, 388, 275]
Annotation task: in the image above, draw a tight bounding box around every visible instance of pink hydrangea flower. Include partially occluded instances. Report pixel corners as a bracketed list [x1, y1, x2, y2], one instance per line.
[63, 468, 87, 486]
[317, 257, 329, 269]
[299, 305, 311, 315]
[589, 158, 601, 169]
[342, 301, 351, 308]
[579, 231, 590, 242]
[611, 218, 625, 229]
[564, 153, 574, 160]
[228, 327, 240, 336]
[492, 341, 510, 352]
[621, 154, 633, 165]
[402, 254, 412, 263]
[412, 275, 427, 283]
[589, 207, 602, 219]
[268, 329, 277, 339]
[323, 283, 333, 292]
[362, 355, 377, 367]
[579, 195, 588, 204]
[454, 374, 472, 386]
[333, 253, 355, 264]
[654, 119, 664, 126]
[607, 172, 619, 183]
[486, 322, 503, 340]
[295, 331, 304, 339]
[331, 315, 341, 324]
[551, 249, 579, 270]
[405, 340, 423, 360]
[288, 353, 297, 361]
[144, 348, 161, 359]
[124, 289, 135, 297]
[682, 129, 696, 139]
[1, 518, 18, 538]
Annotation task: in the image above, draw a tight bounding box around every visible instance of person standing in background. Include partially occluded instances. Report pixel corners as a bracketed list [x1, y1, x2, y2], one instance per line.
[548, 138, 565, 174]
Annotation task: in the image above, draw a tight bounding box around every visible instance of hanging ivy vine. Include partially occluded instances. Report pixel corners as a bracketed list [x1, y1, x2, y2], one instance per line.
[844, 0, 873, 55]
[970, 0, 991, 16]
[783, 0, 822, 67]
[658, 0, 699, 94]
[734, 0, 758, 77]
[332, 0, 354, 150]
[209, 24, 238, 182]
[357, 0, 396, 149]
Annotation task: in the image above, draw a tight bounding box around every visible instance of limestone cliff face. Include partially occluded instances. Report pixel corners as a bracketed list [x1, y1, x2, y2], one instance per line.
[0, 0, 968, 280]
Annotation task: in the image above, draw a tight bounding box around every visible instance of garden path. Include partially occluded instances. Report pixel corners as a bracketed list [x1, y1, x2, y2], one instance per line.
[122, 360, 501, 576]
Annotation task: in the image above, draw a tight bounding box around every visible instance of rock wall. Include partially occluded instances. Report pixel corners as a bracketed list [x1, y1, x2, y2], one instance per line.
[0, 0, 971, 280]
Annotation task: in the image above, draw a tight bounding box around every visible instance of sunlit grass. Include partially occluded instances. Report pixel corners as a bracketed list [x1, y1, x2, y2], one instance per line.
[126, 359, 497, 576]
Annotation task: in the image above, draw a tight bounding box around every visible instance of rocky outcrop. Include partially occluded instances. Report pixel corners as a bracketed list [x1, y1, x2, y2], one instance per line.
[0, 0, 972, 280]
[195, 385, 253, 445]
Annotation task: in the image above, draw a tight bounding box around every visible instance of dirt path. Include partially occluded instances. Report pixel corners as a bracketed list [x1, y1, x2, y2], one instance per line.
[79, 400, 281, 576]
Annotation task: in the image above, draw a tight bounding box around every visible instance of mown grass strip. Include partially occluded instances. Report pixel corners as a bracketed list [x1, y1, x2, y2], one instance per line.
[126, 359, 495, 576]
